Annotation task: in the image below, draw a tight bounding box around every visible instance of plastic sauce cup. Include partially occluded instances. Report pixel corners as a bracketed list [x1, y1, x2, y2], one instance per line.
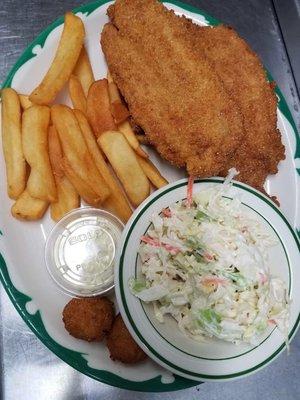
[45, 208, 123, 297]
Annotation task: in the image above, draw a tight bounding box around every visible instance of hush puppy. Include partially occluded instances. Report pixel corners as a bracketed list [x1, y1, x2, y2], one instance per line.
[62, 297, 114, 342]
[107, 314, 147, 364]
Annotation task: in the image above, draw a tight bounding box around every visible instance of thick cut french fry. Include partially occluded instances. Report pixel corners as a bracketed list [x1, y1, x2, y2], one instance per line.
[110, 101, 130, 125]
[1, 88, 26, 199]
[61, 157, 101, 206]
[22, 105, 57, 202]
[48, 125, 79, 221]
[107, 81, 129, 124]
[107, 71, 113, 84]
[110, 101, 130, 124]
[51, 104, 110, 203]
[98, 131, 150, 207]
[137, 156, 168, 188]
[86, 79, 116, 137]
[48, 125, 64, 181]
[118, 120, 149, 158]
[51, 177, 79, 221]
[68, 75, 86, 113]
[29, 13, 85, 105]
[19, 94, 33, 110]
[74, 110, 132, 222]
[73, 46, 94, 97]
[11, 190, 48, 220]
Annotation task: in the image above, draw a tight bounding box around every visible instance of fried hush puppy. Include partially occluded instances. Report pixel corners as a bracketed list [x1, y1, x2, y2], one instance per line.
[107, 314, 147, 364]
[62, 297, 114, 342]
[62, 299, 146, 364]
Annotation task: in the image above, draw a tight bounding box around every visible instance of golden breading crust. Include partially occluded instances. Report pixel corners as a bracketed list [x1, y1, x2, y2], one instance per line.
[192, 25, 285, 189]
[101, 0, 244, 177]
[107, 314, 147, 364]
[62, 297, 114, 342]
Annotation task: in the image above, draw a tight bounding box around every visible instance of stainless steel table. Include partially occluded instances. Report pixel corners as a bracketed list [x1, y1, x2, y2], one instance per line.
[1, 1, 300, 399]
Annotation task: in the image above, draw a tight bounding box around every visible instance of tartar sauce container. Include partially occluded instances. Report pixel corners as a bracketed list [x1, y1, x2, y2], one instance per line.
[45, 208, 123, 297]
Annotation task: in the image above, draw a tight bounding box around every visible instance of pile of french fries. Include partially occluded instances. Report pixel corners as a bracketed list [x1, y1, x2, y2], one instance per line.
[1, 12, 168, 223]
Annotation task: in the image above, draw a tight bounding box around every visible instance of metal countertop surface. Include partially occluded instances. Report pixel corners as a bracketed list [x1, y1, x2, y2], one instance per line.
[0, 0, 299, 399]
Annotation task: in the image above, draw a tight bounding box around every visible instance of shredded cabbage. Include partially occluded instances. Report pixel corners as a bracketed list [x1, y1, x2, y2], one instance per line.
[130, 172, 289, 345]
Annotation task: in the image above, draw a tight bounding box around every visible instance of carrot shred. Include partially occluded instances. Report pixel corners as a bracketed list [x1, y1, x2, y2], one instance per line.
[186, 176, 194, 207]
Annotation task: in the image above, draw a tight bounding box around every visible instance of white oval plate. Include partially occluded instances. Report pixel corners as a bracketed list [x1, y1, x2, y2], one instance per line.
[0, 0, 299, 391]
[116, 178, 300, 381]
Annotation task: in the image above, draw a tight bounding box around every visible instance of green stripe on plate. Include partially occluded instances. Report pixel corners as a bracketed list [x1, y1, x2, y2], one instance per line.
[137, 197, 289, 361]
[0, 0, 299, 390]
[119, 178, 300, 379]
[0, 0, 199, 391]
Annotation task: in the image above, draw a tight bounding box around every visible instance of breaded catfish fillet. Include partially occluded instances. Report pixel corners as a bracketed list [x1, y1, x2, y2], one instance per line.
[101, 0, 244, 177]
[191, 25, 285, 189]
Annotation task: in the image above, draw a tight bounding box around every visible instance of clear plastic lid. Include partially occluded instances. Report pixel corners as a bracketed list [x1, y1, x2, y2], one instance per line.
[45, 208, 123, 297]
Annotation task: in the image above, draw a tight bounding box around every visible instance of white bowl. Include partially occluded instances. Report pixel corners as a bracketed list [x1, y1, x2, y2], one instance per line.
[115, 178, 300, 382]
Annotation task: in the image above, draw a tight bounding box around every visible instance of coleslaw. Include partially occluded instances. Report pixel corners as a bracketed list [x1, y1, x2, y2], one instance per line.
[130, 170, 289, 345]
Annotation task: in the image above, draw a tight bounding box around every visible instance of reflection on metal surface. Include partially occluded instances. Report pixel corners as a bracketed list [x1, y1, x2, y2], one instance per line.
[272, 0, 300, 99]
[1, 285, 300, 399]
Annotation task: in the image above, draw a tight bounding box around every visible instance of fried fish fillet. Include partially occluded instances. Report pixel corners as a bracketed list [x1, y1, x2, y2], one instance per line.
[101, 0, 244, 177]
[191, 25, 285, 189]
